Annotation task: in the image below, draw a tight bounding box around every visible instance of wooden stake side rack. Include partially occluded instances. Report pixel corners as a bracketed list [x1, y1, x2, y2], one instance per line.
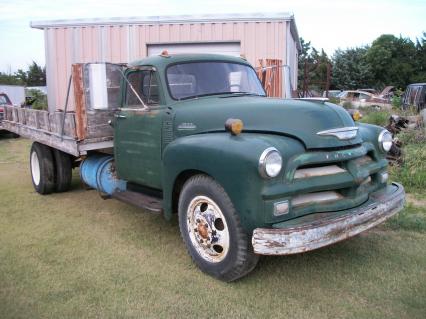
[256, 59, 283, 98]
[2, 64, 116, 157]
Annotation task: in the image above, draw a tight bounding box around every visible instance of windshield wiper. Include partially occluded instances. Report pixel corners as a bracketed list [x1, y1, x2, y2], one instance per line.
[220, 92, 266, 98]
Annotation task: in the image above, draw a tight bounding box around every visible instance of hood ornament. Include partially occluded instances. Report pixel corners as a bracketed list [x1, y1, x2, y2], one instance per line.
[317, 127, 358, 140]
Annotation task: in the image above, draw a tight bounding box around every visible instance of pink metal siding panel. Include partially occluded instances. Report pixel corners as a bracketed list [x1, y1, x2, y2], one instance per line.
[45, 20, 291, 111]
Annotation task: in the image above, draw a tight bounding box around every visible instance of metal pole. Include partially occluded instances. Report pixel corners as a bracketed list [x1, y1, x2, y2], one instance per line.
[61, 74, 72, 141]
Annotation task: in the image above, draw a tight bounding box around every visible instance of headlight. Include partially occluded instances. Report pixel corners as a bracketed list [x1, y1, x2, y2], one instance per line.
[259, 147, 282, 178]
[378, 130, 393, 152]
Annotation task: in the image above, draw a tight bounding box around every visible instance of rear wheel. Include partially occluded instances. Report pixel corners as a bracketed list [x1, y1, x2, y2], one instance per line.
[53, 149, 72, 192]
[178, 175, 259, 282]
[30, 142, 55, 194]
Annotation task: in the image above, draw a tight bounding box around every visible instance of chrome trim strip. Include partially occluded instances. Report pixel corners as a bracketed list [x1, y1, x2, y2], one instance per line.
[292, 191, 343, 207]
[294, 165, 346, 179]
[317, 127, 359, 140]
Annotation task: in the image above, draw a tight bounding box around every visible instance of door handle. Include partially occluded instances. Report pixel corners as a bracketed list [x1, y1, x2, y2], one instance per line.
[114, 114, 126, 119]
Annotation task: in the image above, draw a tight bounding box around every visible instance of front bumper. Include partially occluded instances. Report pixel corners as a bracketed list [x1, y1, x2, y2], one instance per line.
[252, 182, 405, 255]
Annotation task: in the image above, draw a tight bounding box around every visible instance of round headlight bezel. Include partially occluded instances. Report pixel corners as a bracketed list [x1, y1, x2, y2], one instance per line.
[259, 147, 283, 178]
[378, 130, 393, 153]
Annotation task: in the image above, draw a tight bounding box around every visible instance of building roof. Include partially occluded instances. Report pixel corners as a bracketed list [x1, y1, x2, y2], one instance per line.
[31, 12, 293, 28]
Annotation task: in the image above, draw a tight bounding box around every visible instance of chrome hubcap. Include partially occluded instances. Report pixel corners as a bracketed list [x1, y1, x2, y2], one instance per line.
[186, 196, 230, 263]
[31, 151, 40, 186]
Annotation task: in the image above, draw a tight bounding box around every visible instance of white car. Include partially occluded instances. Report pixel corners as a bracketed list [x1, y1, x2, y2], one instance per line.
[338, 90, 389, 108]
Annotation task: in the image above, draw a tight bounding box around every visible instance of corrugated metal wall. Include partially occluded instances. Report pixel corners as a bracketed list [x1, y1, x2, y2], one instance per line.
[43, 20, 295, 111]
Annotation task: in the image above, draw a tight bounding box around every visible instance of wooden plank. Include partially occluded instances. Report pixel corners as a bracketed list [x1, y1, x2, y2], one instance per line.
[85, 110, 114, 139]
[2, 120, 80, 156]
[37, 111, 50, 131]
[12, 107, 19, 122]
[72, 64, 87, 140]
[24, 108, 31, 125]
[26, 109, 38, 128]
[49, 111, 77, 139]
[17, 108, 26, 124]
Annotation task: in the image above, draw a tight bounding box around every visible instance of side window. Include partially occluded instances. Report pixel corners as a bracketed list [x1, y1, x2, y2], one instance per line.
[125, 70, 159, 108]
[0, 96, 7, 105]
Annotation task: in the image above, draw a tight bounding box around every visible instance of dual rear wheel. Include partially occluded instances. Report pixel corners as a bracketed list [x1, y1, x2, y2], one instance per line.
[30, 142, 73, 194]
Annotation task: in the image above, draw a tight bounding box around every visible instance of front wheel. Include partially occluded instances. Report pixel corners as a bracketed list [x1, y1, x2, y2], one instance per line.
[178, 175, 259, 282]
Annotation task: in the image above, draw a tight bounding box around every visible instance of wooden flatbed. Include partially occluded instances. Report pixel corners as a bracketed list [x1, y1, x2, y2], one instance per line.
[2, 63, 116, 157]
[3, 106, 113, 157]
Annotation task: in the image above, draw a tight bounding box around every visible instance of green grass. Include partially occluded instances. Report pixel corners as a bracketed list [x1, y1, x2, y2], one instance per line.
[359, 110, 392, 127]
[0, 137, 426, 319]
[386, 204, 426, 233]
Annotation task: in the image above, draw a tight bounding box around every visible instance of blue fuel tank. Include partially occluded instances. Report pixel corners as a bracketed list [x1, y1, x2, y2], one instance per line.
[80, 154, 127, 195]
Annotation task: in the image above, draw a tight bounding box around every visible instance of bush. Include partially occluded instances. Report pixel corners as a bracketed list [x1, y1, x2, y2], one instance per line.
[398, 128, 426, 145]
[389, 143, 426, 193]
[328, 97, 340, 105]
[391, 95, 402, 108]
[342, 101, 353, 109]
[359, 110, 391, 127]
[391, 88, 404, 109]
[26, 89, 48, 110]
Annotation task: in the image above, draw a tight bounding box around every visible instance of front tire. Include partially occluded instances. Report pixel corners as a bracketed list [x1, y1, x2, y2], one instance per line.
[178, 175, 259, 282]
[30, 142, 55, 194]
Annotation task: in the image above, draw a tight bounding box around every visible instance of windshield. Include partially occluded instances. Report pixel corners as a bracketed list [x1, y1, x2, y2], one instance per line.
[166, 62, 265, 100]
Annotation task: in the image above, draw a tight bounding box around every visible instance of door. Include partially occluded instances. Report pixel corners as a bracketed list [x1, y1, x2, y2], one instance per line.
[114, 68, 163, 189]
[147, 42, 241, 57]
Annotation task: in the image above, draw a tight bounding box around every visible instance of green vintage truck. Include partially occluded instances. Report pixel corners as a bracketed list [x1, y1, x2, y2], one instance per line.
[3, 54, 405, 281]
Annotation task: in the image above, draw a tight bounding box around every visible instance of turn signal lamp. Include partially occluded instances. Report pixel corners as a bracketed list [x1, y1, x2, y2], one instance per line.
[160, 50, 170, 57]
[225, 118, 244, 135]
[352, 110, 362, 121]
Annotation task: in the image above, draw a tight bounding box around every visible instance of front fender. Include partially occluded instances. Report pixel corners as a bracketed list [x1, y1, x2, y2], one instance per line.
[357, 123, 388, 160]
[162, 132, 304, 232]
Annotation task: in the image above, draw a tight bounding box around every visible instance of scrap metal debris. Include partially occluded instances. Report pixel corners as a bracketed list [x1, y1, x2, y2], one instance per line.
[385, 113, 423, 165]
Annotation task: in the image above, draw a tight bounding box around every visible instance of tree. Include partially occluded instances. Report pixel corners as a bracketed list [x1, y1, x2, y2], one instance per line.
[366, 34, 417, 88]
[0, 72, 23, 85]
[331, 47, 373, 90]
[16, 62, 46, 86]
[0, 61, 46, 86]
[298, 38, 332, 95]
[413, 32, 426, 83]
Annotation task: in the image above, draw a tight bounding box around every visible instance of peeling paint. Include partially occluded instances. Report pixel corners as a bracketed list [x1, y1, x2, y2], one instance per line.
[252, 183, 405, 255]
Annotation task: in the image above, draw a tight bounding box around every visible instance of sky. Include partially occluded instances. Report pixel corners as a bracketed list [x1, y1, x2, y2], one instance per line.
[0, 0, 425, 72]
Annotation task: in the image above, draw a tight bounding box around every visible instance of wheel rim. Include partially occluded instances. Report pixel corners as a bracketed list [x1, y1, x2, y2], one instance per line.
[186, 196, 230, 263]
[31, 151, 41, 186]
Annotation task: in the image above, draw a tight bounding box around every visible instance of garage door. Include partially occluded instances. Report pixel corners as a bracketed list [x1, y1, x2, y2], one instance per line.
[147, 42, 241, 57]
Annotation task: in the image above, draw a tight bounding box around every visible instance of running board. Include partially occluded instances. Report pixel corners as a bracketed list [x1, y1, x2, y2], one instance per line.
[112, 190, 163, 213]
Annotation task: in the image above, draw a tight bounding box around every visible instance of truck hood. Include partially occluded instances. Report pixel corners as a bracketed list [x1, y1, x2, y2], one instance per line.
[172, 96, 362, 149]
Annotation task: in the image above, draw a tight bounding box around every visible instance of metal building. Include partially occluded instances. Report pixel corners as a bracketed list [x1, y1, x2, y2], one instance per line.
[31, 13, 301, 112]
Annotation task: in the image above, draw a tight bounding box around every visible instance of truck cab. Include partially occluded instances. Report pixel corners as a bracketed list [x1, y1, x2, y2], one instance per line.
[7, 53, 405, 281]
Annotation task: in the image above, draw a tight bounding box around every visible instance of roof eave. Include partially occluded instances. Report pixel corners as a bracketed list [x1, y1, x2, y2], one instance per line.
[30, 12, 295, 29]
